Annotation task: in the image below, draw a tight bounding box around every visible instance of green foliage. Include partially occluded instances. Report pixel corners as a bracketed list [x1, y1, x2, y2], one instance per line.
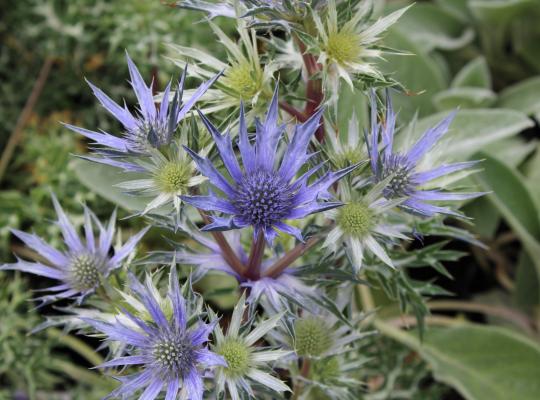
[0, 273, 60, 395]
[377, 321, 540, 400]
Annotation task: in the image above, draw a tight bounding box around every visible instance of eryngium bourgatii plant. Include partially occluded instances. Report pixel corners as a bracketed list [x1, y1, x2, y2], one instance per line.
[2, 1, 489, 399]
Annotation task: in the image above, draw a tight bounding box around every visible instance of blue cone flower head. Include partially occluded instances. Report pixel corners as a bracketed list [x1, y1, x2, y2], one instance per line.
[65, 52, 220, 171]
[366, 92, 483, 217]
[182, 86, 356, 244]
[0, 195, 149, 304]
[85, 268, 225, 400]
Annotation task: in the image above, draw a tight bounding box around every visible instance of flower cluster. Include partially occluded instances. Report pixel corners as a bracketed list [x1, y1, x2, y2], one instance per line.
[1, 1, 488, 399]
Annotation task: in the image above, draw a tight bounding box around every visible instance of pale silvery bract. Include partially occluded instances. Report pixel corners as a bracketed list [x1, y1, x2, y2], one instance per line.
[323, 181, 408, 272]
[0, 195, 148, 304]
[312, 0, 410, 98]
[167, 19, 275, 116]
[210, 293, 291, 399]
[84, 268, 225, 400]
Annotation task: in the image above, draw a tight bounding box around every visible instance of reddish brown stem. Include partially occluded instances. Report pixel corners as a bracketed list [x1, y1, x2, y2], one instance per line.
[279, 101, 308, 122]
[292, 358, 311, 399]
[294, 36, 325, 142]
[198, 211, 247, 276]
[264, 236, 320, 279]
[246, 231, 266, 280]
[0, 57, 54, 182]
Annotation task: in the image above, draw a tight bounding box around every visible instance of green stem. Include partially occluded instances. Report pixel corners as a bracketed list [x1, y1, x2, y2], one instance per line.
[49, 359, 106, 386]
[47, 328, 104, 366]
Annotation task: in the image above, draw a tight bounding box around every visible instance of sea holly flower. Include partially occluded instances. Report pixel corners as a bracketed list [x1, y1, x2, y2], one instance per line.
[0, 195, 148, 304]
[65, 52, 220, 171]
[115, 137, 208, 215]
[366, 92, 483, 217]
[85, 268, 225, 400]
[312, 0, 409, 97]
[323, 182, 407, 272]
[182, 87, 356, 244]
[292, 304, 366, 359]
[168, 19, 274, 116]
[210, 293, 291, 399]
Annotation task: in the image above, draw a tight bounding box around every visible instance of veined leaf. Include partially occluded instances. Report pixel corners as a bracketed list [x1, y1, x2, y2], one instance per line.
[433, 87, 496, 110]
[73, 159, 150, 212]
[400, 109, 533, 160]
[376, 321, 540, 400]
[451, 56, 492, 88]
[497, 76, 540, 116]
[379, 27, 447, 120]
[391, 3, 474, 52]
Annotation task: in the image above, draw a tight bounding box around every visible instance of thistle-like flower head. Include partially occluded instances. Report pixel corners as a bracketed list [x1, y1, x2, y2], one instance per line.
[211, 294, 291, 399]
[182, 87, 356, 244]
[0, 195, 148, 304]
[65, 53, 220, 171]
[323, 181, 408, 272]
[292, 303, 366, 359]
[168, 19, 275, 116]
[115, 137, 207, 215]
[366, 92, 483, 217]
[85, 268, 225, 400]
[312, 0, 409, 97]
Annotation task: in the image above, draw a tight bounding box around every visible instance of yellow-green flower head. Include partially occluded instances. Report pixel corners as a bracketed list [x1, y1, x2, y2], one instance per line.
[167, 19, 275, 117]
[216, 338, 251, 378]
[155, 160, 192, 194]
[313, 0, 410, 97]
[294, 317, 333, 357]
[212, 295, 291, 399]
[323, 181, 408, 273]
[222, 60, 265, 100]
[337, 202, 374, 238]
[116, 138, 207, 215]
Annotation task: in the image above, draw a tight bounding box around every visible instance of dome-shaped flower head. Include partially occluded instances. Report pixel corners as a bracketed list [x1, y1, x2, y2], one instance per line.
[182, 86, 357, 244]
[323, 181, 407, 272]
[85, 268, 225, 400]
[211, 293, 291, 399]
[0, 195, 149, 305]
[168, 19, 275, 116]
[366, 92, 483, 217]
[64, 52, 220, 171]
[312, 0, 410, 98]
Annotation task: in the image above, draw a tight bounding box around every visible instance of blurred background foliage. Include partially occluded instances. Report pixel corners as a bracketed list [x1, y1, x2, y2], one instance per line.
[1, 0, 540, 399]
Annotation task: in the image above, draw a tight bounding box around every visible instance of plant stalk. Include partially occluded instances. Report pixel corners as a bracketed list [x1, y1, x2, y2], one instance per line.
[264, 236, 320, 278]
[199, 210, 247, 276]
[246, 230, 266, 280]
[0, 57, 54, 183]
